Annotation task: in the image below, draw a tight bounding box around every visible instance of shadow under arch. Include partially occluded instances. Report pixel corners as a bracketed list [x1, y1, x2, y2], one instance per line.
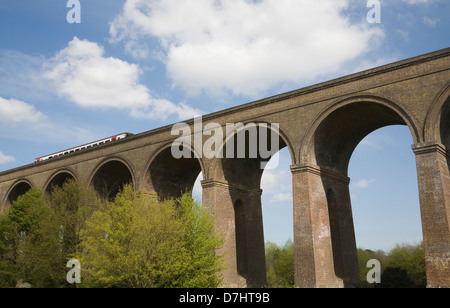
[44, 169, 77, 194]
[89, 157, 135, 201]
[145, 142, 205, 201]
[424, 82, 450, 147]
[212, 121, 295, 186]
[3, 179, 34, 212]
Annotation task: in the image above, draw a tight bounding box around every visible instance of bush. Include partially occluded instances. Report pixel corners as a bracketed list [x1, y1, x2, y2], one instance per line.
[357, 242, 426, 288]
[77, 185, 224, 288]
[0, 188, 64, 287]
[265, 240, 294, 287]
[0, 182, 224, 288]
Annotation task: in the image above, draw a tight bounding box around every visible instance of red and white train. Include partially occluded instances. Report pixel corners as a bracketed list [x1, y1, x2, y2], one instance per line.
[34, 133, 132, 163]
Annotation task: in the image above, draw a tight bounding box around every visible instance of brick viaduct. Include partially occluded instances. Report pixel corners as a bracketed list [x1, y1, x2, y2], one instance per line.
[0, 48, 449, 288]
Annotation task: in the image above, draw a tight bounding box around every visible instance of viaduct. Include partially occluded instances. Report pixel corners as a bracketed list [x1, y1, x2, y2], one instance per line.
[0, 48, 449, 288]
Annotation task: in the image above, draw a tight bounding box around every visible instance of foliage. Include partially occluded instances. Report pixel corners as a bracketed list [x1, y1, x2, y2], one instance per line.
[382, 243, 426, 288]
[0, 182, 224, 288]
[0, 188, 64, 287]
[46, 180, 102, 258]
[265, 240, 294, 287]
[265, 241, 426, 288]
[77, 185, 224, 288]
[357, 248, 387, 287]
[357, 242, 426, 288]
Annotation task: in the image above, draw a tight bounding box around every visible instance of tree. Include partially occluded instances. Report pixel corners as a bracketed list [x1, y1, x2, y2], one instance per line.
[275, 240, 294, 287]
[357, 248, 387, 287]
[265, 240, 294, 287]
[265, 242, 281, 287]
[0, 188, 63, 287]
[384, 242, 426, 288]
[378, 267, 415, 288]
[47, 179, 102, 259]
[78, 185, 224, 288]
[175, 193, 225, 288]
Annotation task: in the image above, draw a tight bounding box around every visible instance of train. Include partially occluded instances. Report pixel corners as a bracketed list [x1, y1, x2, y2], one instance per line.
[34, 133, 133, 163]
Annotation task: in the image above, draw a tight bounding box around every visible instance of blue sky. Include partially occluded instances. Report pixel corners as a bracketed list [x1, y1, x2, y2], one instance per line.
[0, 0, 448, 251]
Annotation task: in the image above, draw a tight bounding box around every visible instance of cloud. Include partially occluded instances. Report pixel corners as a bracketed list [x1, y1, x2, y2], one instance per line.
[401, 0, 437, 4]
[43, 37, 201, 121]
[422, 16, 440, 27]
[270, 193, 293, 203]
[0, 151, 15, 164]
[0, 97, 47, 126]
[261, 169, 292, 203]
[352, 179, 376, 189]
[110, 0, 384, 97]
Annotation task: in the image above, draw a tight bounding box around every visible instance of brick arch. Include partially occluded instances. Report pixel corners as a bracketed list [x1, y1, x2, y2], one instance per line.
[3, 179, 34, 211]
[44, 169, 77, 194]
[210, 121, 295, 185]
[424, 82, 450, 147]
[300, 95, 420, 176]
[145, 142, 205, 200]
[89, 156, 135, 200]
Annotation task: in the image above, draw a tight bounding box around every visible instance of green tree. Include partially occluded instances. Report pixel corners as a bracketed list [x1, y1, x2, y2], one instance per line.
[357, 248, 387, 287]
[276, 240, 294, 287]
[265, 240, 294, 288]
[78, 185, 224, 288]
[378, 267, 415, 288]
[384, 242, 426, 288]
[47, 179, 102, 259]
[265, 242, 281, 287]
[176, 193, 225, 288]
[0, 188, 63, 287]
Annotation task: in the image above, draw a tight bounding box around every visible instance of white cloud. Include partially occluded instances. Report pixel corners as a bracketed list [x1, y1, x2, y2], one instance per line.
[396, 29, 409, 42]
[423, 16, 440, 27]
[352, 179, 376, 189]
[0, 151, 15, 164]
[110, 0, 384, 97]
[43, 37, 201, 120]
[261, 169, 292, 203]
[0, 97, 47, 125]
[401, 0, 436, 4]
[270, 193, 293, 203]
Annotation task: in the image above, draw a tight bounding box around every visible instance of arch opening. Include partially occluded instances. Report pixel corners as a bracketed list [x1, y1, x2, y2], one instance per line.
[91, 160, 133, 201]
[219, 124, 290, 188]
[349, 126, 423, 245]
[305, 98, 421, 287]
[312, 101, 411, 176]
[146, 147, 202, 201]
[349, 126, 423, 284]
[440, 96, 450, 150]
[7, 181, 32, 208]
[45, 172, 76, 194]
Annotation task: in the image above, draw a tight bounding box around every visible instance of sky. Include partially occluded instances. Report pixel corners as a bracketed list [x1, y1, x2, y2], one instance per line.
[0, 0, 448, 251]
